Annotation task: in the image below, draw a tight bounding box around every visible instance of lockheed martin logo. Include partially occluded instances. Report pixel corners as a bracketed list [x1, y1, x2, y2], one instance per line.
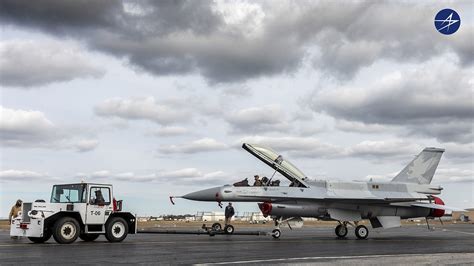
[434, 9, 461, 35]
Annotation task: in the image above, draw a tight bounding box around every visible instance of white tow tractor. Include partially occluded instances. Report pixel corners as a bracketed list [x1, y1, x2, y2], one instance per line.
[10, 182, 136, 244]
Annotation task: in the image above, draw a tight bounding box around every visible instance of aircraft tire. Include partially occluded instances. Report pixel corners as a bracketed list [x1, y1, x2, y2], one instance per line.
[211, 222, 222, 231]
[224, 225, 234, 234]
[272, 229, 281, 239]
[355, 225, 369, 239]
[335, 224, 348, 238]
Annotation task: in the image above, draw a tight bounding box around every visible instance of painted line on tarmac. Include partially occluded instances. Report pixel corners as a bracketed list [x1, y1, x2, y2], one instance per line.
[198, 252, 474, 265]
[441, 228, 474, 236]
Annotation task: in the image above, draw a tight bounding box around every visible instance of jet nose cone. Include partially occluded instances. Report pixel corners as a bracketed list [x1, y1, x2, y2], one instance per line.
[182, 186, 222, 201]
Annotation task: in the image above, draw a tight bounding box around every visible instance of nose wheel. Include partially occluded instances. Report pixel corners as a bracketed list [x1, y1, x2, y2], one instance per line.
[272, 229, 281, 239]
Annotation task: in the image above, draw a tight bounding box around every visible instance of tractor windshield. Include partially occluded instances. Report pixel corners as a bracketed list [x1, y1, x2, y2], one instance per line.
[50, 184, 87, 203]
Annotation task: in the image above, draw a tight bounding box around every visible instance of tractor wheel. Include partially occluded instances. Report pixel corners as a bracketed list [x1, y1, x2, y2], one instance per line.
[53, 217, 80, 244]
[105, 217, 128, 242]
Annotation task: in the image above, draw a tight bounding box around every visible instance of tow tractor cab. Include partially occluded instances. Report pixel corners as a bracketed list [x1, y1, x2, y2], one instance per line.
[10, 183, 136, 244]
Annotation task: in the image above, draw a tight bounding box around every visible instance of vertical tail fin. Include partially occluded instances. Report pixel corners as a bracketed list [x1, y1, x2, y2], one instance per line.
[391, 147, 444, 184]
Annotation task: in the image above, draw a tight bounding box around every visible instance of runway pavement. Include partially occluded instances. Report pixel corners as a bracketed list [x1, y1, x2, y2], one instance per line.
[0, 224, 473, 265]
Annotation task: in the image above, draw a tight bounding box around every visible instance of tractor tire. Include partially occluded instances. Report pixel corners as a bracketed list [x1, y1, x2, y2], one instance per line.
[105, 217, 128, 242]
[79, 233, 100, 242]
[52, 217, 80, 244]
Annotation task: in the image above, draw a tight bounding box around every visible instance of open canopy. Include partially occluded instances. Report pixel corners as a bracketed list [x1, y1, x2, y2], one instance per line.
[242, 143, 309, 187]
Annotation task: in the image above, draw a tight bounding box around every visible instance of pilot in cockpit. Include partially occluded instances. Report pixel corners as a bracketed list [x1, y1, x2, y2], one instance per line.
[253, 175, 263, 186]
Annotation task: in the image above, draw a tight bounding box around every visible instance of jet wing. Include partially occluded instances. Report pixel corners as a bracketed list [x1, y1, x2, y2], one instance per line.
[242, 143, 309, 187]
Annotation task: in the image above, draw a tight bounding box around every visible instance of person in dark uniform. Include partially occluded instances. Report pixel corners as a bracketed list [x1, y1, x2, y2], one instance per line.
[225, 203, 235, 225]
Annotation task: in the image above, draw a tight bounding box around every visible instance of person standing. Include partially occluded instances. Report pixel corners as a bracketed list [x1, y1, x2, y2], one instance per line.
[9, 199, 22, 239]
[225, 202, 235, 225]
[9, 199, 22, 222]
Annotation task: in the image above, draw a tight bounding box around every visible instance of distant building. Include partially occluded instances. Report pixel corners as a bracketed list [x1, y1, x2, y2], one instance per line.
[184, 216, 196, 221]
[237, 212, 271, 223]
[138, 217, 149, 222]
[452, 208, 474, 222]
[195, 212, 225, 222]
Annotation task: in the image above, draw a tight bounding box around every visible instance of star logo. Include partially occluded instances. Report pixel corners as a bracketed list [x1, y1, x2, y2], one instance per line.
[434, 9, 461, 35]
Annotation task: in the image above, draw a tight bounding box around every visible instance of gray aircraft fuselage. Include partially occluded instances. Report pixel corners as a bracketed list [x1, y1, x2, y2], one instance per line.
[178, 143, 456, 238]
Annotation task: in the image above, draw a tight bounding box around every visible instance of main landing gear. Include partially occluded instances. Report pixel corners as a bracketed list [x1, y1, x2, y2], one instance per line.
[334, 221, 369, 239]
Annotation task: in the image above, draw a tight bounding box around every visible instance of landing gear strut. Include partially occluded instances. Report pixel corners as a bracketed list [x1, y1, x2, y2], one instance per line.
[271, 216, 296, 239]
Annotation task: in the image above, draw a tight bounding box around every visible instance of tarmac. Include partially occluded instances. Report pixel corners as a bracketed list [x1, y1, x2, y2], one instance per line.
[0, 223, 473, 265]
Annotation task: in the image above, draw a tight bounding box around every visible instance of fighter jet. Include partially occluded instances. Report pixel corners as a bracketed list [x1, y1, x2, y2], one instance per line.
[176, 143, 462, 239]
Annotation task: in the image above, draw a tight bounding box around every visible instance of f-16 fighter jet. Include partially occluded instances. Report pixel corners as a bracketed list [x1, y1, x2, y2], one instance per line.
[175, 143, 462, 239]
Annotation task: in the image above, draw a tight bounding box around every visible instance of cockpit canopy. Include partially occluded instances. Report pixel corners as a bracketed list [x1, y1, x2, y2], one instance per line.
[242, 143, 309, 188]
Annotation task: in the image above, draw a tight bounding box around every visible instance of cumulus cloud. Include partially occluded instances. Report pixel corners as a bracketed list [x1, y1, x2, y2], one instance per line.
[95, 97, 191, 125]
[158, 138, 228, 154]
[310, 58, 474, 143]
[239, 136, 427, 159]
[238, 136, 344, 158]
[1, 106, 58, 146]
[435, 168, 474, 183]
[226, 105, 289, 134]
[74, 139, 100, 152]
[85, 168, 228, 185]
[2, 1, 470, 83]
[335, 120, 395, 134]
[442, 142, 474, 160]
[148, 126, 189, 137]
[347, 140, 421, 158]
[0, 39, 104, 88]
[0, 106, 99, 152]
[364, 168, 474, 184]
[0, 169, 54, 182]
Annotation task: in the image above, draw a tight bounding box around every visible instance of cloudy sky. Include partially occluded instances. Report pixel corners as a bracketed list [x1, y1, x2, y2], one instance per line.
[1, 0, 473, 217]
